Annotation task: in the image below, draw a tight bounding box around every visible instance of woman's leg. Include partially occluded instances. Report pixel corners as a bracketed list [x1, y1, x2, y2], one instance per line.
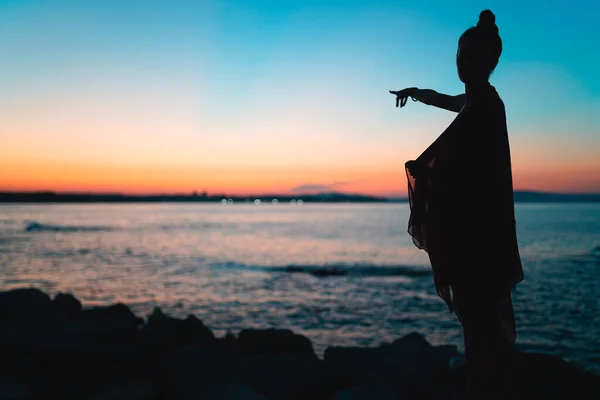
[454, 288, 515, 399]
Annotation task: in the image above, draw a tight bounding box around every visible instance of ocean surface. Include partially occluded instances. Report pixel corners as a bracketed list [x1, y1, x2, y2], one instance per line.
[0, 203, 599, 374]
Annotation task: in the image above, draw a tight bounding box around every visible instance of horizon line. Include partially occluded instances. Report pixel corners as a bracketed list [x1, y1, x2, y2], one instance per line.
[2, 189, 600, 198]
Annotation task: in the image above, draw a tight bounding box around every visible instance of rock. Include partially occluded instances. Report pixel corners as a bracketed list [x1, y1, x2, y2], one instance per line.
[238, 353, 321, 400]
[54, 293, 82, 320]
[82, 303, 143, 327]
[147, 307, 167, 325]
[140, 311, 216, 352]
[383, 332, 432, 351]
[329, 382, 413, 400]
[0, 326, 90, 386]
[0, 380, 33, 400]
[76, 303, 143, 346]
[86, 379, 156, 400]
[324, 333, 458, 397]
[0, 327, 87, 354]
[159, 346, 239, 398]
[180, 315, 217, 345]
[194, 381, 268, 400]
[17, 303, 148, 391]
[436, 350, 600, 400]
[507, 351, 600, 399]
[219, 331, 238, 351]
[0, 300, 86, 382]
[35, 361, 145, 399]
[237, 328, 314, 356]
[0, 288, 597, 400]
[0, 288, 59, 329]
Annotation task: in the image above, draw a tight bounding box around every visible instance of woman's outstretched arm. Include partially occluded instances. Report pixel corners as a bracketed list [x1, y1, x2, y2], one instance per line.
[390, 88, 466, 113]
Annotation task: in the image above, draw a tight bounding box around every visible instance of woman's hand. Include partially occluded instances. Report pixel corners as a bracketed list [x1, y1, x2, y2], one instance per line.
[389, 87, 418, 107]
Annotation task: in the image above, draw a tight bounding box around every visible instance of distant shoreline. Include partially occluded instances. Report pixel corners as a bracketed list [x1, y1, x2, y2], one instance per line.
[1, 190, 600, 203]
[0, 191, 387, 204]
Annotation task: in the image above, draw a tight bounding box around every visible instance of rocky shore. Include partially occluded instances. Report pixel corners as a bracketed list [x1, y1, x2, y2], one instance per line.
[0, 288, 598, 399]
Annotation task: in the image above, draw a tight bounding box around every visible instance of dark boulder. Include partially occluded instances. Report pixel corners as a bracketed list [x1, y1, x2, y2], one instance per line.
[158, 345, 239, 398]
[194, 381, 268, 400]
[53, 293, 82, 320]
[0, 288, 60, 329]
[324, 333, 457, 398]
[139, 307, 216, 353]
[507, 350, 600, 399]
[237, 328, 314, 356]
[238, 354, 321, 400]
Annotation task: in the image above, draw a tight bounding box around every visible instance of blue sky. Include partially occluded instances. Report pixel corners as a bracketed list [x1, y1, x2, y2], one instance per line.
[1, 0, 599, 194]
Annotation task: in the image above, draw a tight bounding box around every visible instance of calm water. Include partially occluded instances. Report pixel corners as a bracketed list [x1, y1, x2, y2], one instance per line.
[0, 203, 599, 374]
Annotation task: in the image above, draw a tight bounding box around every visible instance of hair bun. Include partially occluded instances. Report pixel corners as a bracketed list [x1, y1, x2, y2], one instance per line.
[477, 9, 498, 33]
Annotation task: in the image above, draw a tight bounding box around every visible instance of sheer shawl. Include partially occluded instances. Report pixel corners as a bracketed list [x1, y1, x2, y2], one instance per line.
[406, 85, 524, 297]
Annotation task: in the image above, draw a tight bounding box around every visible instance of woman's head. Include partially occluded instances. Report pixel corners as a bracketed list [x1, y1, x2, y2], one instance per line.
[457, 10, 502, 84]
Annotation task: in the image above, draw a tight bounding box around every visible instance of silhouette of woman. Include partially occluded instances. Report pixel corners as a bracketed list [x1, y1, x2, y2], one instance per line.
[390, 10, 524, 398]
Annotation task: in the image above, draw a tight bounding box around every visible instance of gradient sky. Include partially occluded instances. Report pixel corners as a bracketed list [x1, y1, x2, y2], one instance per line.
[1, 0, 599, 196]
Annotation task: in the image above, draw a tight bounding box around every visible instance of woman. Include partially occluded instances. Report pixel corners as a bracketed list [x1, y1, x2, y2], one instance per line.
[390, 10, 524, 398]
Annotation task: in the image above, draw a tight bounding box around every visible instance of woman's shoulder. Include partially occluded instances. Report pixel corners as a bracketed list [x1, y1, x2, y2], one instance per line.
[488, 86, 506, 111]
[468, 88, 506, 119]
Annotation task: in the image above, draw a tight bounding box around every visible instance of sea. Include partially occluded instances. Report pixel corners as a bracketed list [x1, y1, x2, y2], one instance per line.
[0, 202, 598, 374]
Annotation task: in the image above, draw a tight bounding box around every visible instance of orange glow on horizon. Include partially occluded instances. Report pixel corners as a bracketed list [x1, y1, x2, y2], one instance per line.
[0, 160, 407, 197]
[2, 158, 600, 196]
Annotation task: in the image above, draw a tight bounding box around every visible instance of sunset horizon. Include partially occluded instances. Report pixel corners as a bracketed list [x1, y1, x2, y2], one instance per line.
[2, 163, 600, 197]
[2, 184, 600, 199]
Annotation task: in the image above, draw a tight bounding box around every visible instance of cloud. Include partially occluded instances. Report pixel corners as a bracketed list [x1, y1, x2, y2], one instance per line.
[291, 181, 351, 193]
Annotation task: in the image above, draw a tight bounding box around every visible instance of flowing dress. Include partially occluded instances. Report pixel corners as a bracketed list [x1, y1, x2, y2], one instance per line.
[406, 84, 524, 357]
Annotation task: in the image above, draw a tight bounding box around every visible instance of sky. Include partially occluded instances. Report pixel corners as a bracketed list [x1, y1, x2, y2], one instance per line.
[1, 0, 599, 197]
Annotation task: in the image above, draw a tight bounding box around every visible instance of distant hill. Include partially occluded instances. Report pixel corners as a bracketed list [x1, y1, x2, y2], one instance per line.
[389, 191, 600, 203]
[0, 190, 599, 204]
[512, 191, 600, 203]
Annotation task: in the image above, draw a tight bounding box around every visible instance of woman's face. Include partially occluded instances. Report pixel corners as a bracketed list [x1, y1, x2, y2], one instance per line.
[456, 40, 471, 83]
[457, 38, 489, 84]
